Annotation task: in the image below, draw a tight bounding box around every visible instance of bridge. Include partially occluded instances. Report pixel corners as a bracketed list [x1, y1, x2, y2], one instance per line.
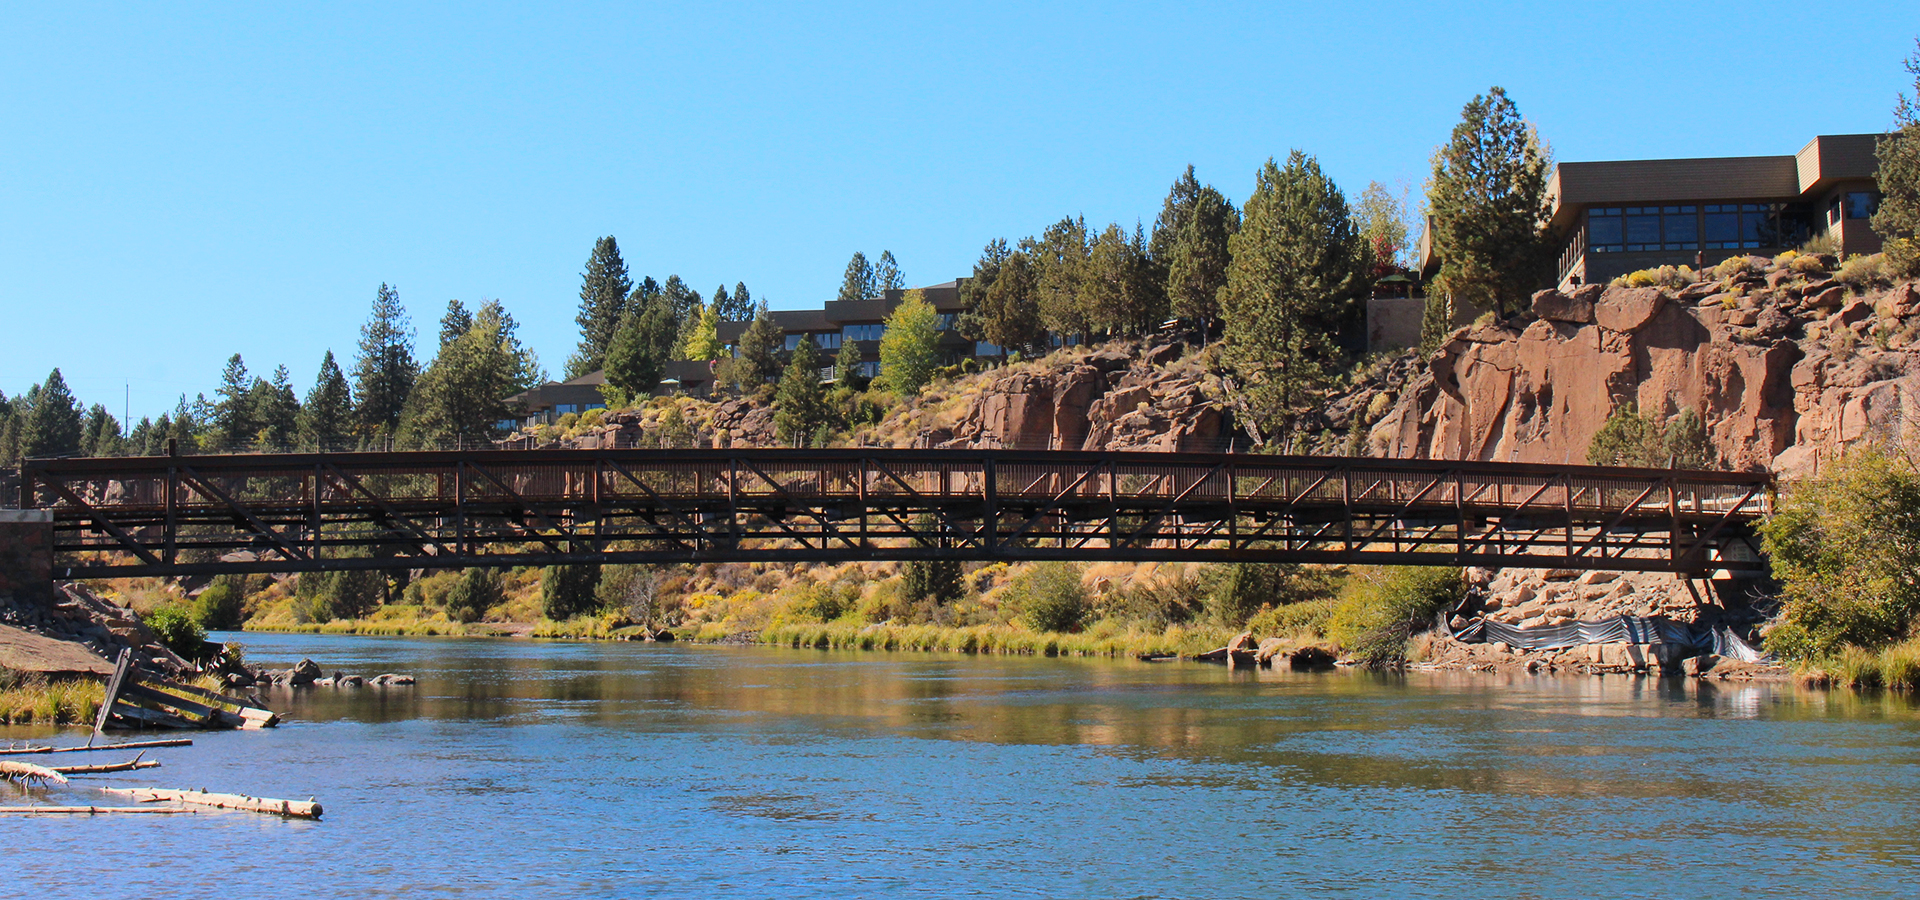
[9, 448, 1772, 580]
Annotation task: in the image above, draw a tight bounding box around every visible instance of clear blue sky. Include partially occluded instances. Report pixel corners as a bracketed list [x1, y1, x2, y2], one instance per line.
[3, 1, 1912, 422]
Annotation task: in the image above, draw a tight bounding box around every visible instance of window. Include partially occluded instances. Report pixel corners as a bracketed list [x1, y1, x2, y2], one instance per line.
[1846, 192, 1879, 220]
[554, 404, 579, 415]
[1703, 203, 1782, 250]
[814, 331, 841, 349]
[857, 361, 882, 378]
[1588, 208, 1624, 251]
[842, 323, 886, 342]
[975, 341, 1003, 357]
[935, 313, 957, 332]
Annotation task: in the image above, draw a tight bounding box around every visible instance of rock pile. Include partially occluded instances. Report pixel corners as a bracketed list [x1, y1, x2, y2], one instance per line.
[1469, 568, 1701, 628]
[0, 582, 189, 676]
[247, 657, 414, 688]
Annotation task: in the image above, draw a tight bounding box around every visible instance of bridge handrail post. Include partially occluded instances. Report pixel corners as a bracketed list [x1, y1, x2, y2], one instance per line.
[983, 455, 996, 557]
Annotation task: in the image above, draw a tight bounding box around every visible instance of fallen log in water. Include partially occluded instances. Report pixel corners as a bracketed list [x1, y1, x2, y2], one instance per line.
[0, 738, 193, 756]
[102, 787, 323, 820]
[0, 805, 196, 815]
[51, 753, 160, 775]
[0, 760, 69, 785]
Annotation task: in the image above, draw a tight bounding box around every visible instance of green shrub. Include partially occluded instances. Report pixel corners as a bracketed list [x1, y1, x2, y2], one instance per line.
[902, 558, 964, 604]
[1246, 597, 1337, 636]
[541, 564, 603, 620]
[1835, 253, 1891, 290]
[1326, 567, 1463, 669]
[295, 567, 384, 621]
[444, 568, 503, 624]
[1008, 562, 1088, 633]
[1203, 563, 1339, 629]
[192, 579, 246, 631]
[1789, 252, 1829, 274]
[144, 605, 209, 661]
[1760, 444, 1920, 661]
[1588, 403, 1713, 468]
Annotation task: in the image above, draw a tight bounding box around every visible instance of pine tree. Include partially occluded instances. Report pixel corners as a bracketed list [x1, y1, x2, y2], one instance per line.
[439, 300, 473, 350]
[731, 310, 782, 394]
[875, 250, 904, 292]
[1425, 86, 1553, 334]
[1030, 216, 1092, 338]
[300, 350, 354, 450]
[774, 338, 828, 446]
[475, 300, 545, 394]
[837, 252, 875, 303]
[22, 368, 84, 458]
[1873, 39, 1920, 277]
[81, 404, 123, 457]
[601, 298, 679, 407]
[965, 242, 1044, 357]
[568, 237, 633, 378]
[352, 283, 419, 441]
[709, 285, 731, 324]
[127, 417, 155, 456]
[1166, 182, 1239, 335]
[834, 336, 866, 389]
[718, 282, 754, 321]
[1149, 165, 1206, 266]
[876, 290, 942, 397]
[210, 353, 254, 450]
[1084, 222, 1165, 335]
[1222, 152, 1369, 448]
[250, 365, 301, 449]
[398, 306, 530, 448]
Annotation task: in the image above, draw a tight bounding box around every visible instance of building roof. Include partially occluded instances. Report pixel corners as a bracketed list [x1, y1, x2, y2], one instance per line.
[1544, 133, 1881, 232]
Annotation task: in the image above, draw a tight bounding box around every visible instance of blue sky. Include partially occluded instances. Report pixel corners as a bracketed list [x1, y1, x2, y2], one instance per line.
[2, 1, 1912, 422]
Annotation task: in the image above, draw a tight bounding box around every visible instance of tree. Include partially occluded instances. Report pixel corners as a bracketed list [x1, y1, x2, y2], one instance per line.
[969, 244, 1045, 356]
[1874, 38, 1920, 277]
[729, 309, 782, 394]
[300, 350, 354, 450]
[1221, 152, 1370, 447]
[837, 251, 876, 303]
[250, 365, 301, 449]
[352, 283, 419, 440]
[1083, 222, 1164, 335]
[902, 558, 962, 604]
[876, 290, 942, 397]
[81, 404, 124, 457]
[1149, 165, 1206, 266]
[1355, 181, 1412, 279]
[773, 338, 829, 446]
[680, 304, 725, 361]
[22, 369, 84, 459]
[439, 299, 473, 350]
[541, 564, 602, 620]
[211, 353, 255, 450]
[719, 281, 754, 321]
[661, 275, 701, 323]
[875, 250, 904, 292]
[833, 337, 866, 389]
[1424, 86, 1553, 340]
[444, 568, 502, 624]
[1165, 181, 1239, 335]
[398, 301, 541, 448]
[1030, 216, 1092, 337]
[601, 297, 679, 406]
[568, 236, 634, 378]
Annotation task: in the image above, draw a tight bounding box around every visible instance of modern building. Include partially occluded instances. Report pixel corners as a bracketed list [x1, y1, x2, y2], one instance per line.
[1544, 134, 1882, 288]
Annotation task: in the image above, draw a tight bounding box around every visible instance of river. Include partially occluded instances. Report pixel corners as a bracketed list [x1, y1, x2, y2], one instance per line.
[7, 632, 1920, 898]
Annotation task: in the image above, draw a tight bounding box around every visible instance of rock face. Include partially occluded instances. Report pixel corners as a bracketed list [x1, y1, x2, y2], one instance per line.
[0, 582, 191, 676]
[940, 343, 1231, 452]
[1374, 261, 1920, 474]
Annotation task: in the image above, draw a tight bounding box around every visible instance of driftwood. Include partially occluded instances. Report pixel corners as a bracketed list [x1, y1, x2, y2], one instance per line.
[0, 759, 69, 785]
[50, 753, 159, 775]
[0, 738, 192, 756]
[102, 787, 323, 820]
[0, 805, 195, 815]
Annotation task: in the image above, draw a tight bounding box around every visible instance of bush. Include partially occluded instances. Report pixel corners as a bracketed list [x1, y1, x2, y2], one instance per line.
[1203, 563, 1338, 629]
[541, 564, 603, 620]
[1713, 255, 1764, 281]
[1789, 252, 1829, 274]
[444, 568, 503, 624]
[902, 558, 963, 605]
[1613, 265, 1694, 290]
[192, 579, 246, 631]
[1760, 444, 1920, 661]
[1588, 403, 1713, 468]
[144, 605, 208, 661]
[1325, 567, 1463, 669]
[1246, 597, 1337, 636]
[1835, 253, 1892, 291]
[1008, 562, 1088, 633]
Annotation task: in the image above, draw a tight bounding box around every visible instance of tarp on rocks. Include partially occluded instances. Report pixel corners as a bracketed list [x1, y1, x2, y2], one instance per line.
[1450, 614, 1771, 663]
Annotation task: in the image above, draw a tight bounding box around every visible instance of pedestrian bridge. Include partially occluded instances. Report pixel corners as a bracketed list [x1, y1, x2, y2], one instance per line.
[13, 448, 1771, 579]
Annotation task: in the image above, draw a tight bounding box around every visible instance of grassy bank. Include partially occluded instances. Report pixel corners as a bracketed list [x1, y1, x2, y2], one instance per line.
[0, 669, 105, 725]
[755, 620, 1237, 657]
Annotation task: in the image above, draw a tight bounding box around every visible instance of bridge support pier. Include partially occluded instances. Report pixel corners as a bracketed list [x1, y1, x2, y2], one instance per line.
[0, 510, 56, 613]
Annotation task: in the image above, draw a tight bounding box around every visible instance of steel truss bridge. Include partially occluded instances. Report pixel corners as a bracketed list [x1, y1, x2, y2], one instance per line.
[15, 449, 1772, 579]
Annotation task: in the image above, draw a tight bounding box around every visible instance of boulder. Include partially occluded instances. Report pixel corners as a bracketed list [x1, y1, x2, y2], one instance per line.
[1532, 289, 1594, 324]
[1837, 299, 1875, 327]
[1805, 285, 1847, 310]
[1595, 286, 1668, 333]
[288, 658, 321, 686]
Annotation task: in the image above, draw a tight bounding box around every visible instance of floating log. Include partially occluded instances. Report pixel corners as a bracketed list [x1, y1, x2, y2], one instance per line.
[0, 738, 193, 756]
[103, 787, 322, 820]
[51, 753, 159, 775]
[0, 760, 69, 784]
[0, 805, 195, 815]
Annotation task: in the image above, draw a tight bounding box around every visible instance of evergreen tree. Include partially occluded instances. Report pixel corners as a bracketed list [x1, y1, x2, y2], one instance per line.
[1150, 166, 1204, 263]
[837, 251, 876, 303]
[300, 350, 354, 450]
[1030, 216, 1093, 337]
[1873, 39, 1920, 277]
[251, 365, 300, 449]
[211, 353, 255, 450]
[969, 244, 1044, 357]
[1424, 87, 1553, 338]
[352, 283, 419, 440]
[1166, 182, 1239, 335]
[127, 417, 155, 456]
[1222, 152, 1370, 447]
[399, 301, 546, 447]
[601, 298, 679, 406]
[474, 300, 546, 394]
[541, 564, 602, 620]
[731, 310, 783, 394]
[439, 300, 473, 350]
[903, 557, 962, 604]
[719, 281, 754, 321]
[834, 336, 866, 389]
[81, 404, 124, 457]
[773, 338, 829, 446]
[680, 304, 725, 361]
[568, 236, 633, 378]
[22, 369, 84, 459]
[876, 290, 942, 397]
[165, 395, 201, 454]
[1083, 222, 1165, 336]
[710, 285, 731, 324]
[875, 250, 904, 292]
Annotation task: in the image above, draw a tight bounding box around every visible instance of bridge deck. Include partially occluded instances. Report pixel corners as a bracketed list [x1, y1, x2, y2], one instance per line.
[17, 448, 1771, 577]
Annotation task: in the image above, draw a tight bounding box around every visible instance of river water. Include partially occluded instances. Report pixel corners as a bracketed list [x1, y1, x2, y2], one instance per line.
[7, 632, 1920, 898]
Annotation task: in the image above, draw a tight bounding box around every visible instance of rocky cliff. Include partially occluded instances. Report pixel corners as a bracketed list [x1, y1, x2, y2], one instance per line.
[1371, 256, 1920, 474]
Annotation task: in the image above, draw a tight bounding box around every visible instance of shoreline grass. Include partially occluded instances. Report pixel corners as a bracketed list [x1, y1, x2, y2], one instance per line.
[754, 620, 1237, 658]
[0, 670, 105, 725]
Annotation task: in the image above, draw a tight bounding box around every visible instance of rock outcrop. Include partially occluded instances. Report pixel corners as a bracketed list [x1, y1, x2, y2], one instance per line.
[1373, 256, 1920, 474]
[937, 343, 1230, 452]
[0, 583, 191, 676]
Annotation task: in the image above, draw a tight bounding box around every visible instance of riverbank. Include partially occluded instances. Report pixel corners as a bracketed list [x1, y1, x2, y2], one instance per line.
[0, 671, 103, 725]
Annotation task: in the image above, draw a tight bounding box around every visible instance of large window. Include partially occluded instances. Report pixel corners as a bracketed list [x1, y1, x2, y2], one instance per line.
[1587, 206, 1699, 253]
[1703, 203, 1785, 250]
[1847, 192, 1880, 220]
[842, 323, 887, 342]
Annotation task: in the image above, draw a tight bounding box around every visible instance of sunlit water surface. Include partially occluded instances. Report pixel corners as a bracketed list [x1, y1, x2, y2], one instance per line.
[7, 632, 1920, 898]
